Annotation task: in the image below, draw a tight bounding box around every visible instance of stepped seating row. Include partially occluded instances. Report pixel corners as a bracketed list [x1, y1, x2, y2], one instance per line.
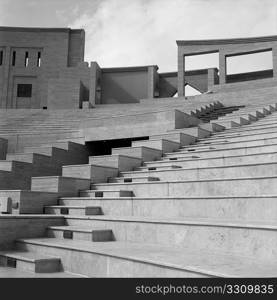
[0, 103, 222, 203]
[0, 101, 222, 129]
[0, 101, 236, 181]
[0, 141, 89, 191]
[0, 102, 225, 154]
[1, 101, 277, 277]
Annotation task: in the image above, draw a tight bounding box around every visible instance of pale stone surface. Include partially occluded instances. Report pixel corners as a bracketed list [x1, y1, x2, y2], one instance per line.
[2, 29, 277, 278]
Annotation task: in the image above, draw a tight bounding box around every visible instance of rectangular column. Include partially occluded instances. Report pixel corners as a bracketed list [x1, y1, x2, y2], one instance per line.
[208, 68, 219, 90]
[273, 46, 277, 78]
[177, 53, 185, 97]
[89, 61, 102, 106]
[219, 51, 227, 84]
[147, 65, 159, 98]
[1, 46, 11, 108]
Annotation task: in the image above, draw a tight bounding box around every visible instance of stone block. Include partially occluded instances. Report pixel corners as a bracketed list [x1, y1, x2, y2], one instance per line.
[89, 154, 142, 172]
[132, 139, 180, 153]
[112, 146, 162, 162]
[31, 176, 90, 197]
[62, 164, 118, 183]
[150, 132, 196, 146]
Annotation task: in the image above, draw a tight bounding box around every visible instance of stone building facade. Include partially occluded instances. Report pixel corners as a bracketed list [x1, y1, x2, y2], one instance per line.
[2, 27, 277, 109]
[0, 27, 85, 109]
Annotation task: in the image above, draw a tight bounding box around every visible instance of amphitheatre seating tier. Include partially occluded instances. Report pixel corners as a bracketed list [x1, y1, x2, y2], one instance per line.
[1, 85, 277, 277]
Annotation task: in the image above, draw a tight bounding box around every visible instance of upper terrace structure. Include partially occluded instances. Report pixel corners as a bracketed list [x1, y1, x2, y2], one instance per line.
[177, 35, 277, 96]
[1, 27, 277, 108]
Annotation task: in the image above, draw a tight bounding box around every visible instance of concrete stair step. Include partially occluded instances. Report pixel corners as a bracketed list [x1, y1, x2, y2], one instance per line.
[23, 146, 76, 166]
[44, 205, 103, 216]
[108, 176, 160, 183]
[135, 165, 182, 171]
[0, 266, 83, 277]
[210, 120, 241, 129]
[15, 238, 277, 277]
[47, 226, 114, 242]
[0, 250, 61, 273]
[211, 121, 277, 133]
[23, 146, 68, 157]
[31, 176, 90, 197]
[0, 160, 31, 172]
[198, 123, 225, 132]
[221, 109, 265, 116]
[120, 161, 277, 181]
[42, 140, 86, 150]
[58, 195, 277, 222]
[216, 113, 257, 122]
[65, 215, 277, 262]
[89, 154, 142, 172]
[6, 152, 51, 164]
[166, 127, 212, 139]
[112, 146, 162, 162]
[144, 151, 277, 169]
[0, 190, 58, 214]
[131, 139, 180, 154]
[258, 114, 277, 121]
[58, 196, 125, 206]
[176, 136, 277, 153]
[214, 120, 277, 135]
[149, 132, 196, 146]
[80, 190, 133, 198]
[239, 117, 277, 126]
[162, 142, 277, 160]
[248, 120, 277, 129]
[90, 175, 277, 197]
[4, 153, 61, 178]
[62, 164, 118, 183]
[197, 128, 277, 144]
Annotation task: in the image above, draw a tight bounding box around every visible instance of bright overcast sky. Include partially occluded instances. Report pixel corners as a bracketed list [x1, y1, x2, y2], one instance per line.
[0, 0, 277, 72]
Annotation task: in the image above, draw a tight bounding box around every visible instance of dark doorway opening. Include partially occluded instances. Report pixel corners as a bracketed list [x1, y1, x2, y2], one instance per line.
[86, 136, 149, 156]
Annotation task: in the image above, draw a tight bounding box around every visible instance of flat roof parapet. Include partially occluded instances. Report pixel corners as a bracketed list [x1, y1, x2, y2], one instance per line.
[102, 65, 159, 73]
[0, 26, 84, 33]
[176, 35, 277, 46]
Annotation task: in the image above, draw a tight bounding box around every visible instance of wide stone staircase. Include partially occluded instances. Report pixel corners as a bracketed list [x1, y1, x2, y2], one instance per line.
[1, 101, 277, 277]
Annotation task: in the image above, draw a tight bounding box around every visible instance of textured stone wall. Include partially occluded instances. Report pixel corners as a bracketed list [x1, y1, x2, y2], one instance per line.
[0, 27, 85, 108]
[0, 216, 63, 250]
[100, 67, 150, 104]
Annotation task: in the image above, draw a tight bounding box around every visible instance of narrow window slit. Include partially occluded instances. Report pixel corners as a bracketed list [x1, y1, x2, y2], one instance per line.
[12, 51, 16, 66]
[0, 51, 3, 66]
[37, 52, 41, 67]
[24, 52, 29, 67]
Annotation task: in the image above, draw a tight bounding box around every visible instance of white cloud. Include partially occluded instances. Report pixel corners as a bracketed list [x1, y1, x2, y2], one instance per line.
[70, 0, 277, 72]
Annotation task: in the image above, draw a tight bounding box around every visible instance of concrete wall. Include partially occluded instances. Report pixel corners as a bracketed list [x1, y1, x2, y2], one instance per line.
[0, 27, 85, 108]
[100, 67, 152, 104]
[48, 79, 83, 109]
[213, 76, 277, 94]
[226, 69, 273, 83]
[46, 64, 160, 108]
[0, 215, 63, 250]
[158, 72, 177, 98]
[82, 109, 190, 141]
